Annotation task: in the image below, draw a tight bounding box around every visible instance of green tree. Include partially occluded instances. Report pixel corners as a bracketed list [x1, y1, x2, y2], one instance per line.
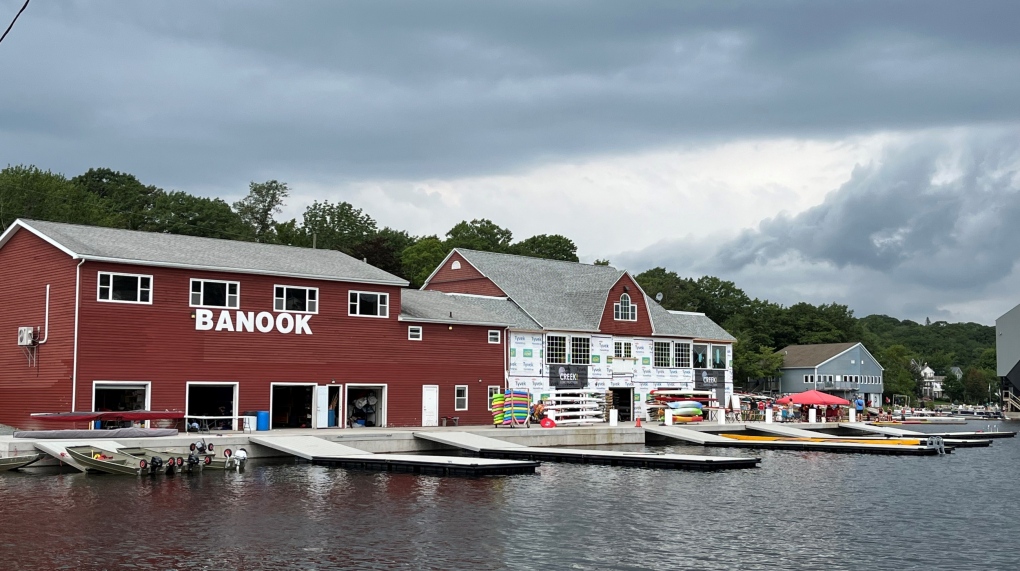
[401, 237, 449, 287]
[732, 342, 784, 387]
[635, 267, 699, 312]
[233, 180, 289, 242]
[301, 200, 377, 253]
[509, 234, 579, 261]
[147, 191, 249, 239]
[593, 259, 611, 266]
[880, 344, 921, 398]
[943, 373, 965, 403]
[445, 219, 512, 252]
[71, 167, 159, 230]
[0, 165, 108, 230]
[349, 228, 415, 280]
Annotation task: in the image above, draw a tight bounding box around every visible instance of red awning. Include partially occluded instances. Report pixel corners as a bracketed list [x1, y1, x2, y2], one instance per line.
[775, 390, 850, 406]
[30, 411, 185, 422]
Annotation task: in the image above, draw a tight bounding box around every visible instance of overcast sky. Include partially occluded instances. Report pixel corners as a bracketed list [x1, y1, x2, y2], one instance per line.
[2, 1, 1018, 324]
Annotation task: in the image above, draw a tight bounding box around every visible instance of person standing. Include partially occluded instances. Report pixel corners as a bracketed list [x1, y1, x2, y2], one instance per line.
[854, 396, 865, 421]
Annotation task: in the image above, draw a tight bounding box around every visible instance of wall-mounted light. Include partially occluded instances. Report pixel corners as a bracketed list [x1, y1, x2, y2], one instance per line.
[448, 325, 453, 330]
[190, 313, 196, 319]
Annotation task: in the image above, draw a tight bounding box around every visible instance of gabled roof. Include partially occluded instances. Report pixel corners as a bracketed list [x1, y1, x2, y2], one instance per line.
[0, 219, 407, 286]
[448, 249, 626, 331]
[436, 249, 735, 340]
[399, 289, 539, 329]
[777, 342, 860, 368]
[647, 303, 737, 341]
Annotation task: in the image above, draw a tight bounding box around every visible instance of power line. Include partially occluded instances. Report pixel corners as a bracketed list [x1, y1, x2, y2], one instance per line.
[0, 0, 30, 46]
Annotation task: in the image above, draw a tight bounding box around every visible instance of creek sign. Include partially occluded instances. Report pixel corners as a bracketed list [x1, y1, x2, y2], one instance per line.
[549, 365, 589, 389]
[195, 309, 313, 335]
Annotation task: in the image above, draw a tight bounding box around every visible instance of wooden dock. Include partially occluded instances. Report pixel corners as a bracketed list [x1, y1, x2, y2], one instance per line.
[250, 435, 539, 476]
[414, 431, 760, 470]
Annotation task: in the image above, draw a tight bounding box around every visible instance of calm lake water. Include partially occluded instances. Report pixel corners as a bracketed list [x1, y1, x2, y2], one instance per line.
[1, 421, 1016, 571]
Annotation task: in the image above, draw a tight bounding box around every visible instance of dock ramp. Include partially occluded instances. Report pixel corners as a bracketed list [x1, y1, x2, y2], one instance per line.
[412, 431, 526, 452]
[250, 436, 371, 460]
[751, 424, 846, 438]
[643, 426, 733, 444]
[251, 435, 538, 476]
[842, 423, 922, 437]
[32, 440, 126, 472]
[415, 430, 759, 470]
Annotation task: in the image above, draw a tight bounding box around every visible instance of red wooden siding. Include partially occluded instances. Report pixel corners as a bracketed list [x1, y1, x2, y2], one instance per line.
[0, 230, 77, 430]
[597, 274, 654, 336]
[68, 262, 503, 428]
[424, 252, 506, 297]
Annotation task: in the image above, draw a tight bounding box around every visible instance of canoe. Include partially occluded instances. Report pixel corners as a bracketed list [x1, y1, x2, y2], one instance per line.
[0, 454, 43, 472]
[65, 446, 149, 476]
[674, 416, 703, 423]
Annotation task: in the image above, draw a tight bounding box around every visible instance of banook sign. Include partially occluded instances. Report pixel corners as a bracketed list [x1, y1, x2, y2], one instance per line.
[195, 309, 312, 335]
[549, 365, 589, 389]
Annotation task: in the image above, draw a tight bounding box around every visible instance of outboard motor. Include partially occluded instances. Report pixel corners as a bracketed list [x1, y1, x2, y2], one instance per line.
[186, 451, 202, 473]
[234, 447, 248, 472]
[148, 455, 164, 476]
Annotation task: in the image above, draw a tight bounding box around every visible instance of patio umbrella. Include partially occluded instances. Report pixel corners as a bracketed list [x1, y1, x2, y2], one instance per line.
[774, 390, 850, 406]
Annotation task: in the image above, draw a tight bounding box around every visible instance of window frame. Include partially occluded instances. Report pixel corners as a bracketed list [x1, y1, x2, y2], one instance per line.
[273, 284, 319, 314]
[570, 336, 591, 365]
[547, 335, 568, 365]
[614, 341, 633, 359]
[348, 290, 390, 318]
[613, 293, 638, 321]
[488, 330, 501, 344]
[487, 385, 502, 411]
[711, 344, 728, 369]
[654, 341, 672, 368]
[408, 326, 423, 341]
[97, 271, 153, 305]
[190, 278, 240, 309]
[454, 385, 468, 411]
[674, 341, 691, 368]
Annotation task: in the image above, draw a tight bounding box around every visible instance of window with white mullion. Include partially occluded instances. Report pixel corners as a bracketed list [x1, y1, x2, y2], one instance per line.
[613, 293, 637, 321]
[97, 271, 152, 304]
[348, 291, 389, 318]
[674, 342, 691, 368]
[654, 341, 672, 368]
[190, 279, 239, 309]
[570, 337, 590, 365]
[274, 285, 318, 314]
[547, 335, 567, 364]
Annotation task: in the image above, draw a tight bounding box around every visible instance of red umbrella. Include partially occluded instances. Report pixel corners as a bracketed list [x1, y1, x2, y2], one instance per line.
[775, 390, 850, 406]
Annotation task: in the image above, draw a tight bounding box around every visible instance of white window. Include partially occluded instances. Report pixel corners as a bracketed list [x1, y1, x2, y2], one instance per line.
[654, 342, 672, 368]
[451, 260, 461, 270]
[348, 291, 389, 317]
[487, 386, 501, 411]
[571, 336, 591, 365]
[547, 335, 567, 364]
[97, 272, 152, 304]
[488, 330, 501, 344]
[613, 293, 637, 321]
[408, 326, 423, 341]
[614, 341, 632, 358]
[674, 342, 691, 368]
[455, 385, 468, 411]
[191, 279, 239, 309]
[274, 285, 318, 313]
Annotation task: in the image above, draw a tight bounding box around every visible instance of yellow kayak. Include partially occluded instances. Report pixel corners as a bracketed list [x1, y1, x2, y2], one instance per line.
[720, 434, 925, 446]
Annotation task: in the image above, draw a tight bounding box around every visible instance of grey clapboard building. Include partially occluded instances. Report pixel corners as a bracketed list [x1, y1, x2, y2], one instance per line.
[777, 342, 884, 407]
[996, 303, 1020, 413]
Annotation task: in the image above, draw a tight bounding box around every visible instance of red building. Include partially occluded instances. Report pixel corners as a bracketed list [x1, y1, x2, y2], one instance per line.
[0, 220, 508, 430]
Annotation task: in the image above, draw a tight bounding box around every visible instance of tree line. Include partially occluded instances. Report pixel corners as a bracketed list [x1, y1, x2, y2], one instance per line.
[0, 165, 998, 404]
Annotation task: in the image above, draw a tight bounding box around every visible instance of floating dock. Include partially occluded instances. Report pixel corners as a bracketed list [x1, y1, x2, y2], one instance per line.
[846, 423, 1016, 440]
[644, 425, 951, 455]
[250, 435, 539, 476]
[414, 431, 760, 470]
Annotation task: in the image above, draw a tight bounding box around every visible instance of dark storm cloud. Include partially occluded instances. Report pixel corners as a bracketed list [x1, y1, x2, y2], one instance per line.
[615, 130, 1020, 321]
[1, 0, 1019, 188]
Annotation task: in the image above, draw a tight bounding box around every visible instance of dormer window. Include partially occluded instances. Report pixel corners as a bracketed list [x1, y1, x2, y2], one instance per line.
[613, 293, 637, 321]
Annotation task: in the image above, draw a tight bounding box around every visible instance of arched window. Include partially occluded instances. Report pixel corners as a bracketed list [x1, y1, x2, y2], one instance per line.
[451, 260, 461, 270]
[614, 293, 637, 321]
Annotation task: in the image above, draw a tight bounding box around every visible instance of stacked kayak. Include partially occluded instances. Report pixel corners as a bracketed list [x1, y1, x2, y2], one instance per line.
[490, 392, 506, 425]
[667, 400, 704, 422]
[502, 389, 530, 426]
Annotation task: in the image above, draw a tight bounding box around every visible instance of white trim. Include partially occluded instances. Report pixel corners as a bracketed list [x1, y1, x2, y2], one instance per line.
[813, 343, 884, 370]
[189, 278, 241, 309]
[444, 292, 508, 300]
[454, 384, 469, 411]
[185, 381, 240, 430]
[408, 325, 423, 341]
[273, 284, 319, 314]
[488, 329, 501, 344]
[397, 316, 511, 327]
[97, 270, 154, 305]
[0, 220, 79, 258]
[348, 290, 390, 318]
[487, 385, 502, 412]
[346, 383, 388, 427]
[92, 381, 152, 428]
[72, 259, 85, 411]
[269, 382, 319, 429]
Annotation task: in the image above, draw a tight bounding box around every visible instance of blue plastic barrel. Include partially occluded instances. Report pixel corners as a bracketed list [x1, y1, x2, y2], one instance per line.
[256, 411, 270, 431]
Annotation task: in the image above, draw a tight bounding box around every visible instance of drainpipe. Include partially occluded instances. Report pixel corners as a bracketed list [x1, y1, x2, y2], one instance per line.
[37, 284, 50, 344]
[71, 259, 84, 412]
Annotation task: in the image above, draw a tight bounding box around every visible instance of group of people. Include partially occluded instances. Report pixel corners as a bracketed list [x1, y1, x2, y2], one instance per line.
[776, 396, 869, 422]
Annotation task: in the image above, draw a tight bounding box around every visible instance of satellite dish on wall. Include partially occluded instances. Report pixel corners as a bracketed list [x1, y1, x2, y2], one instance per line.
[655, 292, 663, 302]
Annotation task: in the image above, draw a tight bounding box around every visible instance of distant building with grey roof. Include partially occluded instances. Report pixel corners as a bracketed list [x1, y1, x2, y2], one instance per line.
[776, 342, 884, 407]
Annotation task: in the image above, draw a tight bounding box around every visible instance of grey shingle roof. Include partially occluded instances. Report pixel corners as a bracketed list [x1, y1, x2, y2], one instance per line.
[647, 300, 737, 341]
[777, 342, 859, 368]
[452, 249, 624, 331]
[12, 219, 407, 285]
[399, 289, 539, 328]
